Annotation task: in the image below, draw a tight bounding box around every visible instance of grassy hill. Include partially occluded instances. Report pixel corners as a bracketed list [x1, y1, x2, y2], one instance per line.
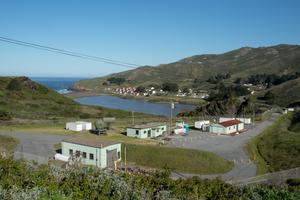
[247, 112, 300, 175]
[75, 44, 300, 90]
[257, 77, 300, 107]
[0, 76, 135, 121]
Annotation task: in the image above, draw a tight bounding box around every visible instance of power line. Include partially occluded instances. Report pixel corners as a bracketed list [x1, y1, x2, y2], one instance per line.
[0, 36, 140, 69]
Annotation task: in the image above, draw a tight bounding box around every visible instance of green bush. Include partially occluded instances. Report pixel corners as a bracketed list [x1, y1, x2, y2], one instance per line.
[6, 79, 22, 91]
[0, 110, 13, 121]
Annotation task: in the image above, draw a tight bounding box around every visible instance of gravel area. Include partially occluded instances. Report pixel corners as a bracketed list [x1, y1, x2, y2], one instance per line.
[0, 131, 68, 164]
[168, 113, 280, 181]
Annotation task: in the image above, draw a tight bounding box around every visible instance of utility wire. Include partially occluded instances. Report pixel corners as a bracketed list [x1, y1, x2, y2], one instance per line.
[0, 36, 140, 69]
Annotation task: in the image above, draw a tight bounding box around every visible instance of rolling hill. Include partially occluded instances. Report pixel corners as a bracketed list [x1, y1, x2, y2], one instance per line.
[74, 44, 300, 90]
[258, 77, 300, 107]
[0, 76, 127, 121]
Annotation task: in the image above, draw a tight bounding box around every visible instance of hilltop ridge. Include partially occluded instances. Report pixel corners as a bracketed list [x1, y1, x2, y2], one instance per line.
[74, 44, 300, 90]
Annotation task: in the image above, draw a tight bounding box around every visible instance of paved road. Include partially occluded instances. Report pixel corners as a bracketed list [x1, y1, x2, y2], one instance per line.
[0, 131, 68, 164]
[168, 113, 280, 181]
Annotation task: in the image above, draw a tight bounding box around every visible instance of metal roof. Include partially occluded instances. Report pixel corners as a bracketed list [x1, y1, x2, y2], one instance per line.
[63, 137, 120, 148]
[127, 122, 166, 129]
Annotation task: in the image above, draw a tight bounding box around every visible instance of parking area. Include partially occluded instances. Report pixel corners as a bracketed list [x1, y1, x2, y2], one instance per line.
[167, 113, 279, 181]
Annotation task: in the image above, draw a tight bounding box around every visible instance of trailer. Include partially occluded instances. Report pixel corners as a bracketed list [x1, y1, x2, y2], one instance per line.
[194, 120, 210, 130]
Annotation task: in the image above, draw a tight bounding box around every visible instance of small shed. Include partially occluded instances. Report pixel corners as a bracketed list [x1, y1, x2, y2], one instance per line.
[209, 119, 244, 135]
[61, 137, 121, 168]
[66, 121, 92, 132]
[126, 123, 167, 139]
[195, 120, 210, 130]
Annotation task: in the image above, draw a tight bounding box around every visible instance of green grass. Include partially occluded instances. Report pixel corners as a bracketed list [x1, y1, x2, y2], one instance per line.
[246, 112, 300, 175]
[0, 135, 18, 153]
[122, 144, 233, 174]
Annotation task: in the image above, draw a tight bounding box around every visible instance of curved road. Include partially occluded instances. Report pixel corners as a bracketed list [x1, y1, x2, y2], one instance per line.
[0, 113, 279, 181]
[0, 131, 68, 164]
[169, 113, 279, 181]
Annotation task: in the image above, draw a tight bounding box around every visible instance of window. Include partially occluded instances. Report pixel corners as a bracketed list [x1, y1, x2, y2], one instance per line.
[161, 127, 165, 131]
[157, 129, 159, 132]
[75, 150, 80, 157]
[135, 130, 139, 135]
[89, 153, 94, 160]
[144, 130, 147, 134]
[118, 151, 121, 159]
[82, 152, 87, 158]
[69, 149, 73, 155]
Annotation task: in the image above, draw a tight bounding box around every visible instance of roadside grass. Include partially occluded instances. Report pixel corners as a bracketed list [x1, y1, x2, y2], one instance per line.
[246, 112, 300, 175]
[122, 144, 233, 174]
[254, 110, 272, 122]
[0, 135, 19, 154]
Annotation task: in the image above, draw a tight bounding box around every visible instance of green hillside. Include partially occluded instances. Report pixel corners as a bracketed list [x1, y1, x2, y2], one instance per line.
[257, 77, 300, 107]
[75, 44, 300, 90]
[247, 112, 300, 174]
[0, 76, 120, 121]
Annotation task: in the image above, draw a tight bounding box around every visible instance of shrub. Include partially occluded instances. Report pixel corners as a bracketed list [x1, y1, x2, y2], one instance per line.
[6, 79, 22, 91]
[0, 110, 13, 121]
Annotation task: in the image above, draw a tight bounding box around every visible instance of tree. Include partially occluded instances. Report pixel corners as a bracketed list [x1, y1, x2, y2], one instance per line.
[161, 82, 178, 92]
[135, 86, 146, 93]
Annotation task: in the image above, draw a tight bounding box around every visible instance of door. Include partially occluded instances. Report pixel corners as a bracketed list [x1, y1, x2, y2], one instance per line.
[147, 130, 151, 138]
[106, 149, 118, 168]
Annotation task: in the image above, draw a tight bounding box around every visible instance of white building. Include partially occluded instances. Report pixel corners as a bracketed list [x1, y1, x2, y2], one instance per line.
[61, 137, 121, 168]
[194, 120, 210, 130]
[219, 117, 251, 124]
[126, 123, 167, 139]
[66, 121, 92, 132]
[209, 119, 244, 135]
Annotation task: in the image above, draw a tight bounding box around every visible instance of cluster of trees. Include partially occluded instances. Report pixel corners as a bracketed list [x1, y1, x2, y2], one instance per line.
[235, 72, 300, 87]
[107, 77, 126, 85]
[206, 73, 231, 84]
[207, 84, 250, 102]
[161, 82, 179, 92]
[0, 156, 299, 200]
[258, 91, 276, 104]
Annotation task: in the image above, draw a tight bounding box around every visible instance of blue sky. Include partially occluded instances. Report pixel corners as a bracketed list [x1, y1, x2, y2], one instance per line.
[1, 0, 300, 77]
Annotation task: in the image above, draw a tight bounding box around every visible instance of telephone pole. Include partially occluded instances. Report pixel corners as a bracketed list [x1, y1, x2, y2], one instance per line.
[132, 111, 135, 125]
[170, 101, 174, 134]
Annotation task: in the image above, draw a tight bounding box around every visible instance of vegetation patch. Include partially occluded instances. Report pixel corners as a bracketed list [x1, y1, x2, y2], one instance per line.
[247, 112, 300, 175]
[0, 156, 299, 199]
[0, 135, 18, 153]
[122, 144, 233, 174]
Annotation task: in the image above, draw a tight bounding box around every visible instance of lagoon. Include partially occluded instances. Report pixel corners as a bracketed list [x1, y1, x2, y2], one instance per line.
[75, 95, 196, 117]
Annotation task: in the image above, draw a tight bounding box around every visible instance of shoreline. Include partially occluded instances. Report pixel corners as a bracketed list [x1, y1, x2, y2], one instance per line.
[64, 90, 202, 105]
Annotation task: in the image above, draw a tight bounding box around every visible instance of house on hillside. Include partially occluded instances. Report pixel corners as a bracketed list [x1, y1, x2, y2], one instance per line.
[209, 119, 244, 135]
[126, 123, 167, 139]
[61, 137, 121, 168]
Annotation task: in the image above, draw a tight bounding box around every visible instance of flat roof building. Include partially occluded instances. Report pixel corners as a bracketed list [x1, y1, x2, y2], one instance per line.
[61, 137, 121, 168]
[126, 123, 167, 139]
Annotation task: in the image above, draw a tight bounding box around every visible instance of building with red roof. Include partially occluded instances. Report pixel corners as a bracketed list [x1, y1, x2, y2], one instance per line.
[209, 119, 244, 135]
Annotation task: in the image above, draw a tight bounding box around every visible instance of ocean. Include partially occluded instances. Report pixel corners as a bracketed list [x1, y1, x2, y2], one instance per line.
[30, 77, 85, 94]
